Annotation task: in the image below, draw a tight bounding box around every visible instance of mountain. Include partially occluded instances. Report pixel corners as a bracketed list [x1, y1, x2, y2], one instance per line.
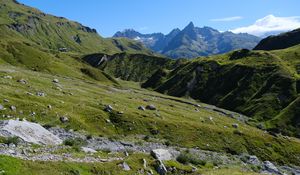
[254, 28, 300, 50]
[113, 22, 261, 59]
[1, 1, 300, 174]
[141, 46, 300, 137]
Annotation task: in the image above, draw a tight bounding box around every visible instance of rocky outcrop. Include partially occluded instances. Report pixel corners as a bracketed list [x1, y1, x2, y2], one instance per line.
[0, 120, 62, 145]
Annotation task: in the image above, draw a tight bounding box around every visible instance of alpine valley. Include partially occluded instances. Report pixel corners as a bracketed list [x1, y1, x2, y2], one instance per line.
[0, 0, 300, 175]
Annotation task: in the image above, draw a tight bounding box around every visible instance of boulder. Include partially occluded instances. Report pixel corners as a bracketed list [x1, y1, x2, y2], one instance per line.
[232, 123, 239, 128]
[60, 116, 69, 123]
[81, 147, 97, 153]
[10, 106, 16, 111]
[138, 106, 146, 111]
[119, 162, 131, 171]
[146, 104, 157, 110]
[53, 79, 59, 83]
[3, 75, 12, 79]
[36, 92, 46, 97]
[0, 120, 62, 145]
[151, 149, 172, 161]
[263, 161, 280, 174]
[247, 155, 261, 166]
[104, 105, 113, 112]
[156, 160, 167, 175]
[17, 79, 27, 84]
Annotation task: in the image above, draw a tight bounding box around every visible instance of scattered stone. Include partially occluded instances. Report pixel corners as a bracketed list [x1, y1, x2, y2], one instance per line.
[263, 161, 280, 174]
[232, 123, 239, 128]
[191, 165, 198, 172]
[194, 104, 201, 107]
[17, 79, 27, 84]
[10, 106, 16, 111]
[138, 106, 146, 111]
[117, 111, 124, 115]
[105, 119, 111, 123]
[30, 112, 36, 116]
[143, 158, 147, 168]
[47, 105, 52, 109]
[124, 151, 129, 157]
[0, 120, 62, 145]
[0, 104, 3, 110]
[36, 92, 46, 97]
[81, 147, 97, 153]
[3, 99, 9, 103]
[209, 117, 213, 121]
[156, 160, 167, 175]
[104, 105, 113, 113]
[59, 116, 69, 123]
[146, 104, 157, 110]
[53, 79, 59, 83]
[151, 149, 172, 161]
[3, 75, 12, 79]
[247, 155, 261, 166]
[26, 92, 34, 96]
[119, 162, 131, 171]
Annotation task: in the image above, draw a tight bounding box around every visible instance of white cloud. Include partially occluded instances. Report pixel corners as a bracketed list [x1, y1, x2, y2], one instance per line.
[138, 26, 149, 31]
[211, 16, 243, 22]
[231, 15, 300, 37]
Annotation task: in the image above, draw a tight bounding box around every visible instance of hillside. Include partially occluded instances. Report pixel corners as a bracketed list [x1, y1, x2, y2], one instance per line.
[114, 22, 261, 59]
[254, 28, 300, 51]
[83, 52, 179, 82]
[142, 46, 300, 137]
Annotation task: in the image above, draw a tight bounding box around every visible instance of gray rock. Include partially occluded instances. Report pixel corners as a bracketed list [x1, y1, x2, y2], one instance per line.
[119, 162, 131, 171]
[53, 79, 59, 83]
[146, 104, 156, 110]
[26, 92, 34, 96]
[60, 116, 69, 123]
[47, 105, 52, 109]
[156, 160, 167, 175]
[36, 92, 46, 97]
[263, 161, 280, 174]
[0, 104, 3, 110]
[10, 106, 16, 111]
[138, 106, 146, 111]
[81, 147, 97, 153]
[17, 79, 27, 84]
[104, 105, 113, 113]
[0, 120, 62, 145]
[247, 155, 261, 166]
[151, 149, 172, 161]
[3, 75, 12, 79]
[59, 116, 69, 123]
[232, 123, 239, 128]
[3, 99, 9, 103]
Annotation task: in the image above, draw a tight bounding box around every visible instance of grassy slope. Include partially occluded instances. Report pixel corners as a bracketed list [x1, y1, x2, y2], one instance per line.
[142, 47, 300, 137]
[83, 52, 178, 82]
[0, 64, 300, 167]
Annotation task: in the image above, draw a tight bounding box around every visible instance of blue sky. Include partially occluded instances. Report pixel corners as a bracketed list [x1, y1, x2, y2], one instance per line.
[18, 0, 300, 37]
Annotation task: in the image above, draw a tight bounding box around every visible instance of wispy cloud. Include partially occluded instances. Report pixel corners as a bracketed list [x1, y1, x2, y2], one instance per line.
[138, 26, 149, 31]
[210, 16, 243, 22]
[231, 15, 300, 37]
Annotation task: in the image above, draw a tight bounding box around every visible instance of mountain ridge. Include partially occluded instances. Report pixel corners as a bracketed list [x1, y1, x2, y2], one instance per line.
[113, 22, 261, 59]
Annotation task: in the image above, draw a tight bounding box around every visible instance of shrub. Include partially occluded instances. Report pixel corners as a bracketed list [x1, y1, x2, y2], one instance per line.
[63, 138, 86, 147]
[0, 136, 20, 146]
[176, 152, 206, 166]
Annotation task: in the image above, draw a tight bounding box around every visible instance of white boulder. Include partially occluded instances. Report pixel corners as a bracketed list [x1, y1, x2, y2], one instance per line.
[0, 120, 62, 145]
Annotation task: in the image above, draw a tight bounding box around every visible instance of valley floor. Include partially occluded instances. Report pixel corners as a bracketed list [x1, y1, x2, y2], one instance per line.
[0, 65, 300, 175]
